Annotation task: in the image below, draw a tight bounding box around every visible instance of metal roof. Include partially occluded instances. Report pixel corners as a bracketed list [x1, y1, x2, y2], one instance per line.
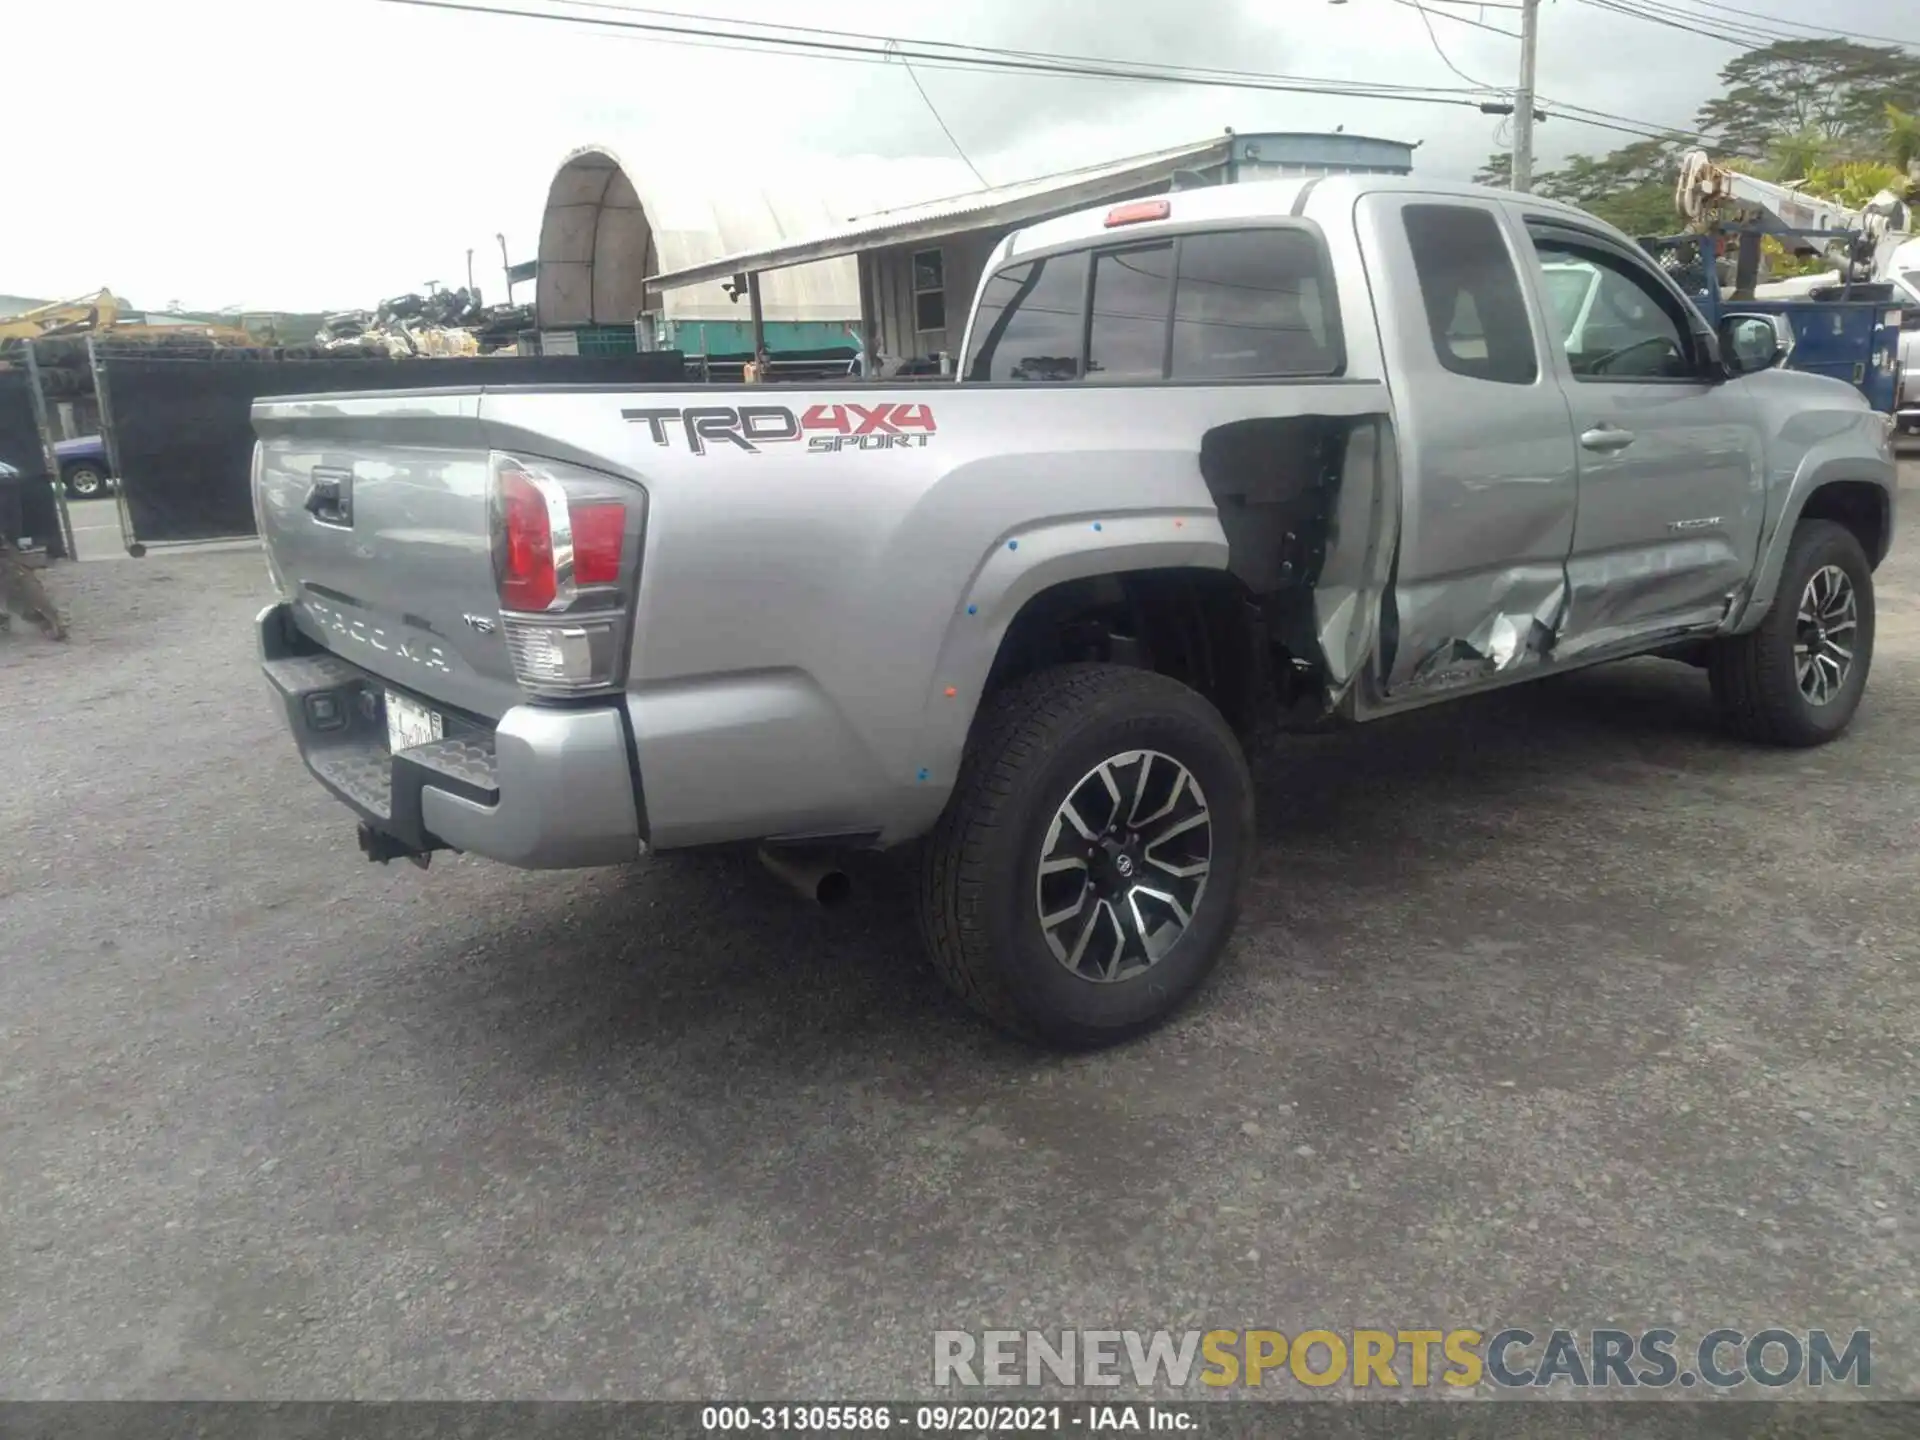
[645, 135, 1234, 298]
[535, 145, 996, 327]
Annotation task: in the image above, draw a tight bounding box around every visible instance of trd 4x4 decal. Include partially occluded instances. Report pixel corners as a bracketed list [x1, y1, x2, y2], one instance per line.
[621, 402, 938, 455]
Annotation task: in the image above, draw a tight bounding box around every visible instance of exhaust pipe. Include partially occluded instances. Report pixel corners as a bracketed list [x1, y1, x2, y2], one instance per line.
[757, 846, 852, 908]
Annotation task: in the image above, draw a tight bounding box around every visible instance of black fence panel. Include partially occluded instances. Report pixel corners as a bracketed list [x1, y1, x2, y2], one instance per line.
[0, 367, 65, 556]
[96, 352, 688, 548]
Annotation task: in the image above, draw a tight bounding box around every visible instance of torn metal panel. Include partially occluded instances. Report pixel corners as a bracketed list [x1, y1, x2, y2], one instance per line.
[1196, 408, 1402, 712]
[1396, 570, 1569, 693]
[1310, 418, 1398, 695]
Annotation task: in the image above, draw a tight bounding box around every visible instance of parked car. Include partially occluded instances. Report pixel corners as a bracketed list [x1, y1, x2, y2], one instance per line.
[249, 175, 1897, 1048]
[52, 435, 114, 498]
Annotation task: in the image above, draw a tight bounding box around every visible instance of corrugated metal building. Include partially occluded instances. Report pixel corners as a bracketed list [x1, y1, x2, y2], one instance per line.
[646, 130, 1416, 373]
[535, 144, 978, 357]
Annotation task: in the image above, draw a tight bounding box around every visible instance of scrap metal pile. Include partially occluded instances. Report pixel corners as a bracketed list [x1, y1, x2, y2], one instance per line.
[313, 289, 533, 358]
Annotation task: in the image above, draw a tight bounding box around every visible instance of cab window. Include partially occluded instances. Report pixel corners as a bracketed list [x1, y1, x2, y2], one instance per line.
[963, 252, 1088, 382]
[1171, 229, 1341, 379]
[1087, 244, 1174, 381]
[1402, 203, 1539, 385]
[1530, 235, 1694, 380]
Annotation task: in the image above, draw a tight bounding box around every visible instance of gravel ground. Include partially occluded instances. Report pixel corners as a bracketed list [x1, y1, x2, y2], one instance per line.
[3, 467, 1918, 1400]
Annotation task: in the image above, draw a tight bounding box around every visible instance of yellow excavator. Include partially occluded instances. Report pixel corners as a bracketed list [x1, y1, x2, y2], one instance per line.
[0, 289, 125, 342]
[0, 288, 263, 347]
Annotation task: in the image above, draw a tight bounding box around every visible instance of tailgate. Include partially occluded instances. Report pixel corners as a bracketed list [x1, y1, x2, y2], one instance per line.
[252, 392, 520, 719]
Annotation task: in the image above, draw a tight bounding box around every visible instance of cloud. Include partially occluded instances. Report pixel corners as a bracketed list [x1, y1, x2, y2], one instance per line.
[2, 0, 1914, 310]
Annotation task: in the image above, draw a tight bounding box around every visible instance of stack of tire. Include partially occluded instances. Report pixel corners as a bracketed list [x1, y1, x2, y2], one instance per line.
[12, 335, 95, 400]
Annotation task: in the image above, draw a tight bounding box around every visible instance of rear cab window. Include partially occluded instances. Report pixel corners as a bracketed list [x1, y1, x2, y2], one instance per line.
[1172, 229, 1339, 379]
[963, 220, 1344, 383]
[963, 252, 1088, 382]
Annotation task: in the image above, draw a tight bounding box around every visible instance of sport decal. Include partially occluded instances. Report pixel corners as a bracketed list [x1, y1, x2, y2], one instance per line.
[621, 402, 938, 455]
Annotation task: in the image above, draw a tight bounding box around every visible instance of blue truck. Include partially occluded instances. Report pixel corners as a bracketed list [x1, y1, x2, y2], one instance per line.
[51, 434, 115, 498]
[1640, 231, 1907, 419]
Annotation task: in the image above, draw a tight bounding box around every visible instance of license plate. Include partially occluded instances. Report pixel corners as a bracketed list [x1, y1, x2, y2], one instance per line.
[384, 690, 443, 754]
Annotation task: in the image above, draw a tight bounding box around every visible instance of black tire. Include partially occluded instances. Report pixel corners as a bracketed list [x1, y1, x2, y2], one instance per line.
[1708, 519, 1875, 746]
[64, 465, 105, 499]
[918, 662, 1255, 1048]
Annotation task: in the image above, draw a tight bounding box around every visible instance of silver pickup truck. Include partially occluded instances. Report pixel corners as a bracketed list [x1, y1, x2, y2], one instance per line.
[253, 175, 1897, 1047]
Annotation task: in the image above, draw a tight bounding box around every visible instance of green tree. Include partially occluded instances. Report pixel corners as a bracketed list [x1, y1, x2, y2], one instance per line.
[1536, 138, 1684, 236]
[1888, 104, 1920, 175]
[1473, 152, 1514, 189]
[1694, 39, 1920, 161]
[1766, 127, 1832, 182]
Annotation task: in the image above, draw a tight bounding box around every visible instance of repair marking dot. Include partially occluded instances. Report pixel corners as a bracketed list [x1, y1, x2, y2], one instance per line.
[916, 767, 930, 782]
[1007, 539, 1018, 550]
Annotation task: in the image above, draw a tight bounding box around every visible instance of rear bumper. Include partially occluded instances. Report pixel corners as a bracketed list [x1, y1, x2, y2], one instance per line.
[257, 602, 645, 869]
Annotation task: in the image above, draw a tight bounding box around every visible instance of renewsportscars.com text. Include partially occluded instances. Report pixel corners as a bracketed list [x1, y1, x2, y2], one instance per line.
[933, 1327, 1871, 1390]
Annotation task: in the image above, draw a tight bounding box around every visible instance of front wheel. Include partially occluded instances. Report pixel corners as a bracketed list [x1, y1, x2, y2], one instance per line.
[918, 663, 1255, 1048]
[1709, 519, 1875, 746]
[64, 465, 105, 498]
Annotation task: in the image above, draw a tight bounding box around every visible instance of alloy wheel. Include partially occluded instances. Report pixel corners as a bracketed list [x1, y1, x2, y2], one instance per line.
[1034, 749, 1212, 983]
[1795, 563, 1857, 706]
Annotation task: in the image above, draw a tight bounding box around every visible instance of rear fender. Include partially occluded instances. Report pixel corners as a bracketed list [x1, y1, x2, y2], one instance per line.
[889, 513, 1229, 840]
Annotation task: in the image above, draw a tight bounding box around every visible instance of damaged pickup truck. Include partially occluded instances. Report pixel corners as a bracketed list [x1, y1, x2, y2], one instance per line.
[253, 175, 1897, 1047]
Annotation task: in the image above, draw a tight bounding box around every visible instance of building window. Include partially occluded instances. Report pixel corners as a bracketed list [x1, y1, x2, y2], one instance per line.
[913, 249, 947, 333]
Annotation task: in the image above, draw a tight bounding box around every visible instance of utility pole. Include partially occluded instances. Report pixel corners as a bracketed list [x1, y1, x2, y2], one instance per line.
[1512, 0, 1541, 193]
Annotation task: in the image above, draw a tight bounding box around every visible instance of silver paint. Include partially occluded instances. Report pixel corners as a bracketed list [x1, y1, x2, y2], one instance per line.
[251, 174, 1897, 867]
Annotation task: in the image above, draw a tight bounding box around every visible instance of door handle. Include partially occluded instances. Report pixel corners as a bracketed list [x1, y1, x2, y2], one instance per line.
[304, 468, 353, 526]
[1580, 425, 1636, 453]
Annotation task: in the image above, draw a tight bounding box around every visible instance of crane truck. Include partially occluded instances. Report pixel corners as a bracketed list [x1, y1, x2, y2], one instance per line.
[1662, 149, 1917, 438]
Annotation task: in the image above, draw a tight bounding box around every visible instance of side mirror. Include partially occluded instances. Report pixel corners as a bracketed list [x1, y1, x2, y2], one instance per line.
[1719, 313, 1794, 375]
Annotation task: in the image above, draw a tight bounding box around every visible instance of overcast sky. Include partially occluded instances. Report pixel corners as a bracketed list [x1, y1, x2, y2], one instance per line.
[3, 0, 1914, 312]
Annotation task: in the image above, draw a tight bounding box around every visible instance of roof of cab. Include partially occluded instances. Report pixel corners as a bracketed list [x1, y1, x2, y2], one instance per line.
[999, 174, 1616, 263]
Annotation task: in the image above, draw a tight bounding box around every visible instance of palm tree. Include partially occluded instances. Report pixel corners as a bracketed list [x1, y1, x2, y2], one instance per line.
[1887, 104, 1920, 181]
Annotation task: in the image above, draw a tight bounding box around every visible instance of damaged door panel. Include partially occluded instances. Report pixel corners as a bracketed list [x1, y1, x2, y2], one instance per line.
[1354, 193, 1580, 698]
[1521, 223, 1768, 659]
[1195, 410, 1398, 714]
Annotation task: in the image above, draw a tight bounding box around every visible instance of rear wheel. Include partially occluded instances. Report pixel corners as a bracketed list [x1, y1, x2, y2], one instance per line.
[64, 465, 105, 498]
[918, 663, 1255, 1048]
[1709, 519, 1875, 746]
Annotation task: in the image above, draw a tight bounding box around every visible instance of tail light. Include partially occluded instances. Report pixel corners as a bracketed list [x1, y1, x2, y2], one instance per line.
[488, 452, 648, 697]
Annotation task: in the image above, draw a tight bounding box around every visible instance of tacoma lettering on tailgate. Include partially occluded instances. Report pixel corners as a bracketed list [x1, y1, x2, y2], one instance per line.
[303, 596, 452, 674]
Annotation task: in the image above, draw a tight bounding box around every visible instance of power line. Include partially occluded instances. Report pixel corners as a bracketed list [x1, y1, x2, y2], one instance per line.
[1574, 0, 1918, 51]
[371, 0, 1502, 106]
[1390, 0, 1521, 41]
[373, 0, 1720, 151]
[893, 48, 989, 187]
[1400, 0, 1511, 83]
[1571, 0, 1785, 47]
[1660, 0, 1920, 50]
[387, 0, 1485, 102]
